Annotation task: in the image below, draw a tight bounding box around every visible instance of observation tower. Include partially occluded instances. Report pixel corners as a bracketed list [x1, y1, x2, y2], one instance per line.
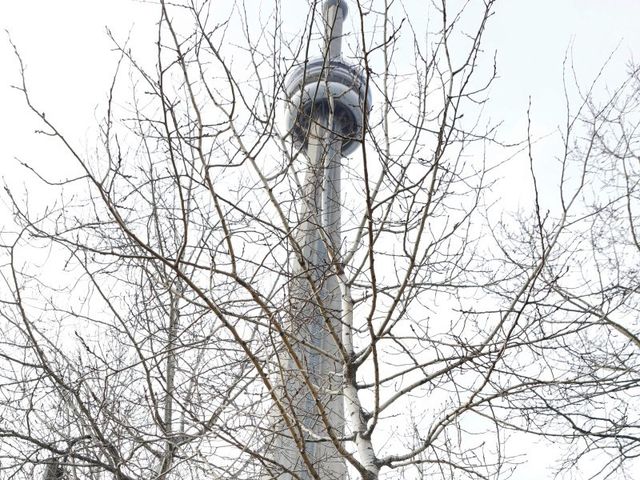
[271, 0, 371, 478]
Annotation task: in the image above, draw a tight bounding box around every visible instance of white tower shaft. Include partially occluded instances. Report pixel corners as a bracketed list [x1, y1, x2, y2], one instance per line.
[270, 1, 365, 478]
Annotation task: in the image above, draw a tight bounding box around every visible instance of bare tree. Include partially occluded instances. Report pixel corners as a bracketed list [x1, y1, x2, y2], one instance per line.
[2, 1, 639, 479]
[481, 62, 640, 480]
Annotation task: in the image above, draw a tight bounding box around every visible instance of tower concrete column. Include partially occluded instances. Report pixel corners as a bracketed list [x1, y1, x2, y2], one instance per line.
[268, 1, 371, 477]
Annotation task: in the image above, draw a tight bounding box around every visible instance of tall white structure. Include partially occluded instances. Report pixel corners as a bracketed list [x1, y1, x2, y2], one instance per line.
[269, 1, 371, 478]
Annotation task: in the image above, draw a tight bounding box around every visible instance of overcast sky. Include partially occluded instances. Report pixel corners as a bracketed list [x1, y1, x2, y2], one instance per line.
[2, 1, 639, 213]
[1, 2, 639, 478]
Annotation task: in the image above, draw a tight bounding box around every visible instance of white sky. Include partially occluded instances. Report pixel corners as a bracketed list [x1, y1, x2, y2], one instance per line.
[1, 1, 639, 479]
[2, 1, 639, 214]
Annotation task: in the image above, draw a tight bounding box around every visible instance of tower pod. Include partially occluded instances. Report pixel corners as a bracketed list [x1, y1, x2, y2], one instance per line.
[285, 58, 371, 155]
